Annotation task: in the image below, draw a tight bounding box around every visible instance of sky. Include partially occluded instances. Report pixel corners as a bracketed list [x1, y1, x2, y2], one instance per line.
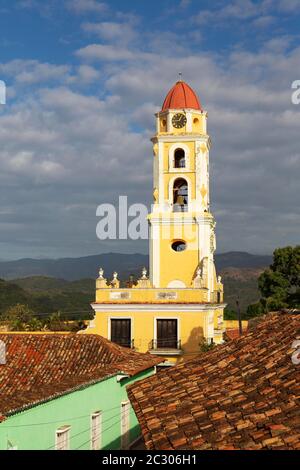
[0, 0, 299, 260]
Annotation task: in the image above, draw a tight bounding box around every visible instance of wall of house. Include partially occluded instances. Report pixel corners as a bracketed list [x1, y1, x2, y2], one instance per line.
[84, 308, 224, 364]
[0, 369, 153, 450]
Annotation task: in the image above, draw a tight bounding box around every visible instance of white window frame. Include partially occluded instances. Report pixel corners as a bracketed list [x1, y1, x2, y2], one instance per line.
[55, 425, 71, 450]
[120, 401, 130, 450]
[91, 411, 102, 450]
[168, 143, 190, 172]
[154, 316, 180, 346]
[108, 317, 133, 347]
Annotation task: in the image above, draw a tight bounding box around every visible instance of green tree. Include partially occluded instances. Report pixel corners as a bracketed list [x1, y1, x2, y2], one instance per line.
[247, 245, 300, 315]
[4, 304, 42, 331]
[246, 301, 265, 319]
[46, 311, 66, 331]
[224, 307, 238, 320]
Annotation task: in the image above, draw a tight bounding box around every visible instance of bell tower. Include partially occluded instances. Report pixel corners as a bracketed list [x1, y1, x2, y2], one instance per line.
[149, 80, 218, 295]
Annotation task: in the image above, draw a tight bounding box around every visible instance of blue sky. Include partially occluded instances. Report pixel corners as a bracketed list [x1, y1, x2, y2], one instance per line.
[0, 0, 299, 259]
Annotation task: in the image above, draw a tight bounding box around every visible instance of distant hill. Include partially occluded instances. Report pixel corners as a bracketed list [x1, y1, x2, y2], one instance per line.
[215, 252, 272, 270]
[0, 252, 272, 317]
[0, 252, 272, 281]
[0, 277, 94, 317]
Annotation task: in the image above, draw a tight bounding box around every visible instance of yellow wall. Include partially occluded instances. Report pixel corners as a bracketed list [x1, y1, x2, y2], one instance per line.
[94, 285, 223, 304]
[158, 112, 206, 136]
[159, 230, 199, 287]
[224, 320, 248, 330]
[83, 307, 223, 364]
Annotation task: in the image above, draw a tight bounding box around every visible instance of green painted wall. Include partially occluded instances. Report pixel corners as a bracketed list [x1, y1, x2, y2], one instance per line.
[0, 369, 153, 450]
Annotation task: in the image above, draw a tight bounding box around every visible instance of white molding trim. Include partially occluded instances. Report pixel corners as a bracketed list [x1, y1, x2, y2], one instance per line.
[168, 174, 192, 207]
[153, 316, 180, 344]
[107, 316, 133, 342]
[153, 134, 210, 145]
[167, 280, 186, 288]
[92, 303, 226, 312]
[168, 142, 190, 171]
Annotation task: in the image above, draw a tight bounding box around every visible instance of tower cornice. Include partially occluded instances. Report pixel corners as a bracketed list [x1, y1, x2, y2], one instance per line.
[151, 134, 212, 150]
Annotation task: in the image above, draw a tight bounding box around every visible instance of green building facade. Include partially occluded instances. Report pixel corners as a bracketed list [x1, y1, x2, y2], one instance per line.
[0, 368, 153, 450]
[0, 333, 160, 450]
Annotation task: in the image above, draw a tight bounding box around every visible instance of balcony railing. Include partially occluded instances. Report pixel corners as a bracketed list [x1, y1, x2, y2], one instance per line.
[173, 204, 188, 212]
[112, 338, 135, 349]
[149, 339, 182, 350]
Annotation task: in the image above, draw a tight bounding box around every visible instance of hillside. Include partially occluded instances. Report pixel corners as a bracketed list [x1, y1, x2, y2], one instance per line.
[0, 277, 94, 318]
[0, 252, 271, 318]
[0, 252, 272, 281]
[220, 267, 263, 312]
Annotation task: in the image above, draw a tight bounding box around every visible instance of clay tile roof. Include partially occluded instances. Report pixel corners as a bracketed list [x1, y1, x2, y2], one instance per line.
[225, 327, 248, 341]
[128, 311, 300, 450]
[0, 334, 161, 417]
[162, 81, 202, 111]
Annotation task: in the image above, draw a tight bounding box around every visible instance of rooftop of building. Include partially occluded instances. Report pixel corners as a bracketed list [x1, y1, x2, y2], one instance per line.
[128, 310, 300, 450]
[161, 80, 202, 111]
[0, 333, 161, 420]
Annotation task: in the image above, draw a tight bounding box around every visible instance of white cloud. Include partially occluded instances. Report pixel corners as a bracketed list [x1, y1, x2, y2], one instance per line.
[66, 0, 108, 14]
[76, 44, 137, 61]
[0, 60, 70, 85]
[194, 0, 298, 26]
[75, 64, 100, 84]
[179, 0, 191, 8]
[252, 15, 275, 28]
[1, 12, 300, 258]
[81, 21, 136, 45]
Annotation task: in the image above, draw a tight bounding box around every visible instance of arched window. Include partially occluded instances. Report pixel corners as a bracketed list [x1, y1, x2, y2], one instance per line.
[171, 240, 186, 252]
[173, 178, 188, 212]
[174, 149, 185, 168]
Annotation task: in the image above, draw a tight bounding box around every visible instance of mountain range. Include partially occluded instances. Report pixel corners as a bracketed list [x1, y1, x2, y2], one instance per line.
[0, 251, 272, 281]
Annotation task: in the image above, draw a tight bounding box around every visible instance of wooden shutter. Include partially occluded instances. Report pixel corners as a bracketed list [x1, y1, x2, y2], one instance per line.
[157, 319, 178, 348]
[110, 319, 131, 347]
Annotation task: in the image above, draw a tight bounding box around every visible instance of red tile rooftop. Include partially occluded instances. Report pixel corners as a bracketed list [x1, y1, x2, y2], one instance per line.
[127, 310, 300, 450]
[0, 333, 161, 418]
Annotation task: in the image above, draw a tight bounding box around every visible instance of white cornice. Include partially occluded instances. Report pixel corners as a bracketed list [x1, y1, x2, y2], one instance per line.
[91, 303, 227, 312]
[151, 134, 210, 144]
[155, 109, 207, 117]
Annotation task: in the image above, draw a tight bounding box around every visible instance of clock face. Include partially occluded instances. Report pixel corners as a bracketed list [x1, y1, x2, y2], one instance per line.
[172, 113, 187, 129]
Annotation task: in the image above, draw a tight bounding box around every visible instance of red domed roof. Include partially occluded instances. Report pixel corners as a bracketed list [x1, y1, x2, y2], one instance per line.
[162, 81, 202, 111]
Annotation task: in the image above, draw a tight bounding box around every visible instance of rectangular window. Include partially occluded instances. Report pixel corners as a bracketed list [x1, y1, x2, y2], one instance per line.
[156, 319, 178, 349]
[110, 319, 131, 348]
[55, 426, 70, 450]
[121, 401, 130, 449]
[91, 411, 102, 450]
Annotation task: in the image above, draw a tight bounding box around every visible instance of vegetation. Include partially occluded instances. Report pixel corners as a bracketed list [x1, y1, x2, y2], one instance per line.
[247, 246, 300, 317]
[1, 247, 297, 330]
[2, 304, 87, 332]
[0, 276, 94, 331]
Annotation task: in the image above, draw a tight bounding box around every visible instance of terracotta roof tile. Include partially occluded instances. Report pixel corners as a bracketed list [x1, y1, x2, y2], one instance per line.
[128, 311, 300, 450]
[0, 333, 161, 418]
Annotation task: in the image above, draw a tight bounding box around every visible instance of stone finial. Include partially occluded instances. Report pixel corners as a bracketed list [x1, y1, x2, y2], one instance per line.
[110, 271, 120, 288]
[96, 267, 108, 288]
[218, 275, 222, 283]
[193, 265, 203, 288]
[134, 267, 151, 288]
[141, 267, 148, 279]
[98, 267, 104, 279]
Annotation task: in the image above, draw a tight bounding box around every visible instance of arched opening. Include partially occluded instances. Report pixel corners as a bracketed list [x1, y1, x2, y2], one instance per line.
[193, 117, 201, 132]
[173, 178, 188, 212]
[171, 240, 187, 252]
[160, 118, 167, 132]
[174, 148, 185, 168]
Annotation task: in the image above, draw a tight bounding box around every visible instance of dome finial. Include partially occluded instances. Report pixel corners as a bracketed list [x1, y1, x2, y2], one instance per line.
[178, 72, 183, 82]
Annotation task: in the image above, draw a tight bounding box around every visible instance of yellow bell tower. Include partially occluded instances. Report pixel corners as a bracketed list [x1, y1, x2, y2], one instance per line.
[149, 80, 217, 297]
[84, 79, 225, 363]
